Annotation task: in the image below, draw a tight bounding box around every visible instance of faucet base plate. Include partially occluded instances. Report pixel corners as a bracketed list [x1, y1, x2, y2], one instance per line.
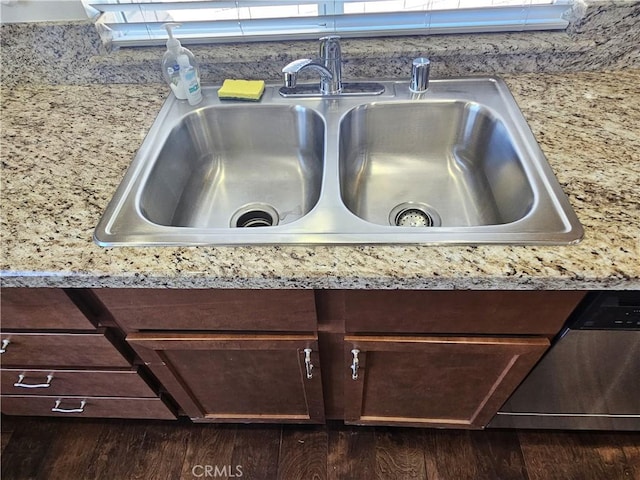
[279, 82, 385, 97]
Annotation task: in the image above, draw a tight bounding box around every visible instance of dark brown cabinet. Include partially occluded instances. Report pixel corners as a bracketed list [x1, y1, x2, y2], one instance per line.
[1, 396, 173, 419]
[342, 335, 548, 428]
[2, 287, 587, 428]
[1, 368, 157, 398]
[0, 331, 131, 368]
[94, 288, 324, 423]
[0, 288, 97, 330]
[316, 290, 584, 427]
[93, 289, 317, 332]
[337, 290, 585, 336]
[0, 288, 175, 420]
[127, 333, 325, 423]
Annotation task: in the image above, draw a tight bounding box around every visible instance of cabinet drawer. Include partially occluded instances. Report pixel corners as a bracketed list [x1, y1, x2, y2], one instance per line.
[0, 288, 96, 330]
[327, 291, 585, 335]
[1, 368, 156, 398]
[0, 331, 130, 368]
[93, 289, 317, 332]
[1, 395, 176, 420]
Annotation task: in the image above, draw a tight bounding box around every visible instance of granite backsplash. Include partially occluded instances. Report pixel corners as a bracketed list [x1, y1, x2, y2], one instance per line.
[0, 0, 638, 88]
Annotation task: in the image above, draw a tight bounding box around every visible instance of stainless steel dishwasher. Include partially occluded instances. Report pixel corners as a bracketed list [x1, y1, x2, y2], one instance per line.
[489, 291, 640, 431]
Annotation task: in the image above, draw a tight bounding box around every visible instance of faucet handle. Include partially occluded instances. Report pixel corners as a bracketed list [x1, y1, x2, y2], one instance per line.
[319, 35, 341, 60]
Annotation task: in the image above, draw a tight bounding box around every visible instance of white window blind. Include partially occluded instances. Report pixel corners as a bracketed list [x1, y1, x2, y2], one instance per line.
[82, 0, 574, 47]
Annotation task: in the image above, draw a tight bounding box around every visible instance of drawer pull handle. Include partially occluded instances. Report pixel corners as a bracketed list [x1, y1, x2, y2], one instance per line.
[52, 399, 86, 414]
[14, 374, 53, 389]
[303, 348, 314, 379]
[350, 349, 360, 380]
[0, 339, 9, 354]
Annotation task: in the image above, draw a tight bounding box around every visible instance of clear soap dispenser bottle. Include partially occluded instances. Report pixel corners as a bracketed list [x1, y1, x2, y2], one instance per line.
[161, 23, 201, 101]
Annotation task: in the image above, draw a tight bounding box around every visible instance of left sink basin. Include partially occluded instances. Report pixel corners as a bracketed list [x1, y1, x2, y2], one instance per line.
[95, 100, 326, 245]
[139, 105, 324, 228]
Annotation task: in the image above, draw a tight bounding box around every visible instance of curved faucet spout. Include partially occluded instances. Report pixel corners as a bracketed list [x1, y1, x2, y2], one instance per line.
[281, 37, 343, 95]
[282, 58, 333, 88]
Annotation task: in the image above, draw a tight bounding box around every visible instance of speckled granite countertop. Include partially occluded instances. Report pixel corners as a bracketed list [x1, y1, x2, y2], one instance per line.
[1, 70, 639, 289]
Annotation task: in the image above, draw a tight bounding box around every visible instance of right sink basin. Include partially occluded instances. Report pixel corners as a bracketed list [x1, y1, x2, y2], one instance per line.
[339, 101, 534, 228]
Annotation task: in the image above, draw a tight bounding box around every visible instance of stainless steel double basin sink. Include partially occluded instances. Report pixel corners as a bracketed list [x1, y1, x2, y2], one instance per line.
[94, 78, 583, 246]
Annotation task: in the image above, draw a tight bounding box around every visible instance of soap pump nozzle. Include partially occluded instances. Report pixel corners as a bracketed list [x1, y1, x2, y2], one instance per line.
[163, 23, 183, 54]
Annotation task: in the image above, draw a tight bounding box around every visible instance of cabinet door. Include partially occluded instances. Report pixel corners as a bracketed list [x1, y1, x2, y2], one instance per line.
[344, 335, 548, 429]
[127, 333, 325, 423]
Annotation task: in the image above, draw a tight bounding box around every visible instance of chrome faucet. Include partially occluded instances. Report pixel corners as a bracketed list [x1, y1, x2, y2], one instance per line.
[282, 36, 343, 95]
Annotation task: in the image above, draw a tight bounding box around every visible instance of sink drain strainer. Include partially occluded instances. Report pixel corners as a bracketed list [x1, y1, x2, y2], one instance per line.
[230, 203, 280, 228]
[390, 202, 441, 227]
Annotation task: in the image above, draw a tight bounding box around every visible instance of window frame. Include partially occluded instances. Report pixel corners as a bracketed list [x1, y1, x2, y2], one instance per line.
[83, 0, 575, 48]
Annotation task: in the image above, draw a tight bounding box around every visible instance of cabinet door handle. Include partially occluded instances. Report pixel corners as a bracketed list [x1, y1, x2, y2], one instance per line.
[14, 374, 54, 389]
[350, 349, 360, 380]
[0, 339, 9, 354]
[52, 399, 86, 414]
[303, 348, 314, 379]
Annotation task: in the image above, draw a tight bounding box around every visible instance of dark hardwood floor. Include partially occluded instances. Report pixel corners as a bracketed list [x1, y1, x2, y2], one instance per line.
[1, 416, 639, 480]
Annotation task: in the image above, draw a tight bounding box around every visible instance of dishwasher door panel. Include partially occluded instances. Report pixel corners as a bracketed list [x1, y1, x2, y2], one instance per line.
[489, 329, 640, 430]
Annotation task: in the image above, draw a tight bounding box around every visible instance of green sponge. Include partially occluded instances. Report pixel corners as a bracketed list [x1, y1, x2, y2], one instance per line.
[217, 79, 265, 101]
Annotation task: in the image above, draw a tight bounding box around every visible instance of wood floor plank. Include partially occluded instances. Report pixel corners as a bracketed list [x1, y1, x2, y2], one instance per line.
[36, 420, 105, 480]
[467, 430, 529, 480]
[0, 415, 19, 454]
[423, 430, 528, 480]
[180, 424, 237, 480]
[0, 417, 58, 479]
[82, 420, 151, 479]
[518, 431, 630, 480]
[612, 433, 640, 480]
[127, 422, 191, 480]
[1, 415, 18, 433]
[2, 431, 13, 455]
[423, 430, 476, 480]
[230, 426, 281, 480]
[375, 428, 426, 480]
[327, 424, 376, 480]
[83, 420, 189, 480]
[277, 426, 328, 480]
